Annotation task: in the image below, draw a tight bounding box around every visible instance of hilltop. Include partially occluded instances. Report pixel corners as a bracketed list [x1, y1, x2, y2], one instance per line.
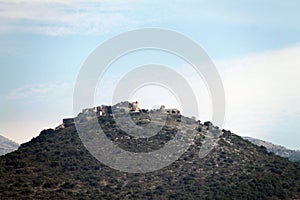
[0, 104, 300, 199]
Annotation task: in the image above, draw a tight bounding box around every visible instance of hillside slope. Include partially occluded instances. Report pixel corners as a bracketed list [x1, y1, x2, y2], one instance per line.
[0, 113, 300, 199]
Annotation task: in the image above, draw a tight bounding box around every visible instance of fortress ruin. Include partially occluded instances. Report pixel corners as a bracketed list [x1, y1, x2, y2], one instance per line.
[56, 101, 181, 130]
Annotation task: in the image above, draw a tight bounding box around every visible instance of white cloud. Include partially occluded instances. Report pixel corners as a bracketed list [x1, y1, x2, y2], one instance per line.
[216, 44, 300, 147]
[0, 0, 141, 35]
[1, 0, 298, 36]
[6, 82, 73, 100]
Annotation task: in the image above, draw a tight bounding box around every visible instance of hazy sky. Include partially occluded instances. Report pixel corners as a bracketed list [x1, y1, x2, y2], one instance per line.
[0, 0, 299, 150]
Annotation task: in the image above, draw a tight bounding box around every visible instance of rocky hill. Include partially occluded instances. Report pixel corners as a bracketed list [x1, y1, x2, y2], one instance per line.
[0, 109, 300, 199]
[244, 136, 300, 162]
[0, 135, 19, 156]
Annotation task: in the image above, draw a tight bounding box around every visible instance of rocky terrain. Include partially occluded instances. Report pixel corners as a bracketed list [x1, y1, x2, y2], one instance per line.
[0, 135, 19, 156]
[244, 136, 300, 162]
[0, 108, 300, 199]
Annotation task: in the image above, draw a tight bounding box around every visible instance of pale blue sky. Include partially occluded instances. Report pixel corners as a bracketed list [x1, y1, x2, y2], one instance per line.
[0, 0, 300, 149]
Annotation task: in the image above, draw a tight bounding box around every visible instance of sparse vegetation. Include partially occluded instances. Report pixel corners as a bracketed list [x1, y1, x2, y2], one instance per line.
[0, 113, 300, 199]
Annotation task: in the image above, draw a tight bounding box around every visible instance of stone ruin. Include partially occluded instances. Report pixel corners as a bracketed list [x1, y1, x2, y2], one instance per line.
[55, 118, 75, 130]
[81, 105, 112, 117]
[150, 105, 181, 115]
[129, 101, 140, 112]
[55, 101, 181, 130]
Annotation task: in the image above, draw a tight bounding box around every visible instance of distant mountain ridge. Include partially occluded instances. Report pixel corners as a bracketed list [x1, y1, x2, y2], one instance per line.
[244, 136, 300, 162]
[0, 135, 19, 156]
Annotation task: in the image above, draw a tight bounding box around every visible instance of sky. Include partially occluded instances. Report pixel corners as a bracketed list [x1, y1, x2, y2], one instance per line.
[0, 0, 299, 150]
